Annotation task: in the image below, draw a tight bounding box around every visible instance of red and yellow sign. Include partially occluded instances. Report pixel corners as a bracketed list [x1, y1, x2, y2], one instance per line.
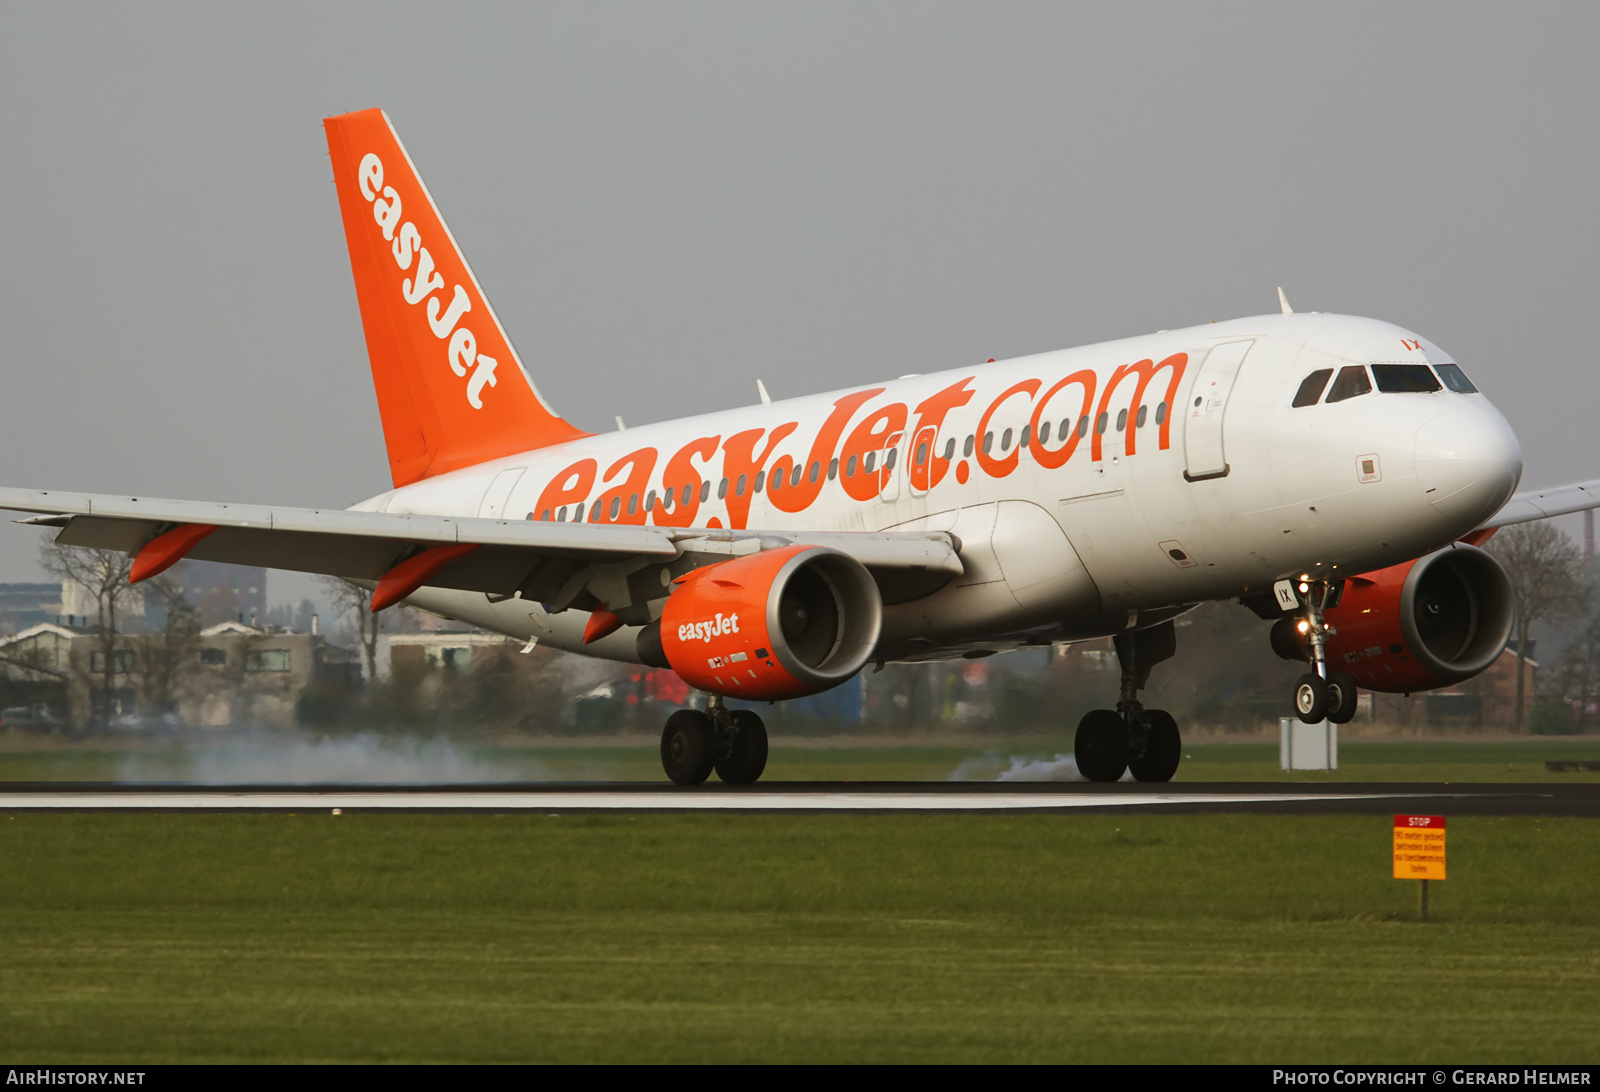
[1393, 815, 1447, 880]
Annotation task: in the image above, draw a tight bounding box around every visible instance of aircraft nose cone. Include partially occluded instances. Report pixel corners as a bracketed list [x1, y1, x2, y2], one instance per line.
[1414, 402, 1522, 531]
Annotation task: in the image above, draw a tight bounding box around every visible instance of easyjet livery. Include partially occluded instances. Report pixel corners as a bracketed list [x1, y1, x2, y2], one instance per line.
[4, 109, 1592, 784]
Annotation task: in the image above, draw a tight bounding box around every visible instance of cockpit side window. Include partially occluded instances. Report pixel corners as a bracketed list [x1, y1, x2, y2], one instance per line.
[1325, 365, 1373, 403]
[1372, 364, 1442, 393]
[1292, 369, 1333, 407]
[1434, 363, 1478, 393]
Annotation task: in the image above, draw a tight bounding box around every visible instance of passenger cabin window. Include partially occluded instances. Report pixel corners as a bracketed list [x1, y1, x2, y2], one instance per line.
[1292, 368, 1333, 407]
[1434, 363, 1478, 393]
[1371, 364, 1441, 393]
[1325, 366, 1372, 403]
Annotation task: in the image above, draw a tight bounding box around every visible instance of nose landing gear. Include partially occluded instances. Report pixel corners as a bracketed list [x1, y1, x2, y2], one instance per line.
[659, 694, 770, 785]
[1073, 621, 1183, 783]
[1283, 580, 1360, 725]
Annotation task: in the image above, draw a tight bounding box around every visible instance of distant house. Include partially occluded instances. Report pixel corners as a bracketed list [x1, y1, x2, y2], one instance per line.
[0, 620, 355, 729]
[376, 632, 518, 679]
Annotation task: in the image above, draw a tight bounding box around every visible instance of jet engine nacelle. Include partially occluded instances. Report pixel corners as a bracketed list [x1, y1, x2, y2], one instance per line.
[1271, 543, 1514, 694]
[642, 545, 883, 700]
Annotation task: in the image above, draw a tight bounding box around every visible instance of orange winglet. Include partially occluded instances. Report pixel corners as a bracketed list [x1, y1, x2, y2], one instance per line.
[130, 524, 219, 583]
[583, 609, 624, 645]
[371, 543, 480, 612]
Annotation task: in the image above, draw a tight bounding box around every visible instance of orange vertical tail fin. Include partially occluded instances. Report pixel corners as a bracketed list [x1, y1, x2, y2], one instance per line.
[324, 108, 588, 486]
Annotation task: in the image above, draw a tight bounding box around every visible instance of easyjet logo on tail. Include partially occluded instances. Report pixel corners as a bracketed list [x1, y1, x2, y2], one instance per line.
[356, 153, 497, 409]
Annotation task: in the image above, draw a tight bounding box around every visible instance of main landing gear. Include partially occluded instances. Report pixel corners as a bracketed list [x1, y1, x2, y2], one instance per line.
[1074, 621, 1183, 783]
[660, 694, 770, 786]
[1283, 580, 1360, 725]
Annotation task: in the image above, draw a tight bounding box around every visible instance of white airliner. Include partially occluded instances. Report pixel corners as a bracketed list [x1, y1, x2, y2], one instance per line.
[2, 109, 1591, 785]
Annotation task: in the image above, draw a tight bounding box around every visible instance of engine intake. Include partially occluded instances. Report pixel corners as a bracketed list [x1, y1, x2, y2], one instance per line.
[649, 545, 882, 700]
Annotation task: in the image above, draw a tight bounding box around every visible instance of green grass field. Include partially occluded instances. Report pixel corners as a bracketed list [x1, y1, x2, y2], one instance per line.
[0, 810, 1596, 1063]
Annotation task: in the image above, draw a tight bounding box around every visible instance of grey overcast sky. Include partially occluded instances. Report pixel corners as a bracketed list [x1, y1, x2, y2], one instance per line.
[2, 2, 1598, 589]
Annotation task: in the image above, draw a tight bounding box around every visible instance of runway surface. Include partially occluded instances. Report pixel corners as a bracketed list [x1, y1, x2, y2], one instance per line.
[1, 782, 1596, 815]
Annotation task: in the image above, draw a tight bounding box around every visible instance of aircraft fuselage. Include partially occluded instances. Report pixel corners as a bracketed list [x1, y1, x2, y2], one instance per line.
[363, 311, 1522, 663]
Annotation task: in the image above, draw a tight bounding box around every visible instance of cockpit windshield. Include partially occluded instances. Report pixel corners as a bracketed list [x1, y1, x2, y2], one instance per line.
[1292, 368, 1333, 407]
[1289, 360, 1476, 407]
[1371, 364, 1441, 393]
[1434, 363, 1478, 393]
[1325, 365, 1372, 403]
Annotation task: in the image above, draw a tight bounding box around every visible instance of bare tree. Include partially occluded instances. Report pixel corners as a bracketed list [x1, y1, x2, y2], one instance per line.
[1549, 556, 1600, 730]
[320, 577, 384, 681]
[39, 539, 138, 727]
[135, 569, 201, 719]
[1487, 522, 1584, 728]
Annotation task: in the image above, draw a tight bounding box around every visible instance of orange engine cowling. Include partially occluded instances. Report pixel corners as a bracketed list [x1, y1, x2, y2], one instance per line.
[644, 545, 883, 700]
[1274, 543, 1515, 694]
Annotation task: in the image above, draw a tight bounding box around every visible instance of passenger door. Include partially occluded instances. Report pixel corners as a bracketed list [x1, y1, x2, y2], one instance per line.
[1183, 339, 1255, 481]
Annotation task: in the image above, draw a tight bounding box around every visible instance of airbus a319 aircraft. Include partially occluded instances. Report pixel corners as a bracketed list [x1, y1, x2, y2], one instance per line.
[4, 109, 1594, 785]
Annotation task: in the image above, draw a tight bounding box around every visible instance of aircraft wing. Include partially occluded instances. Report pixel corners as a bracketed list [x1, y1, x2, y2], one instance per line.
[0, 487, 962, 613]
[1478, 478, 1600, 530]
